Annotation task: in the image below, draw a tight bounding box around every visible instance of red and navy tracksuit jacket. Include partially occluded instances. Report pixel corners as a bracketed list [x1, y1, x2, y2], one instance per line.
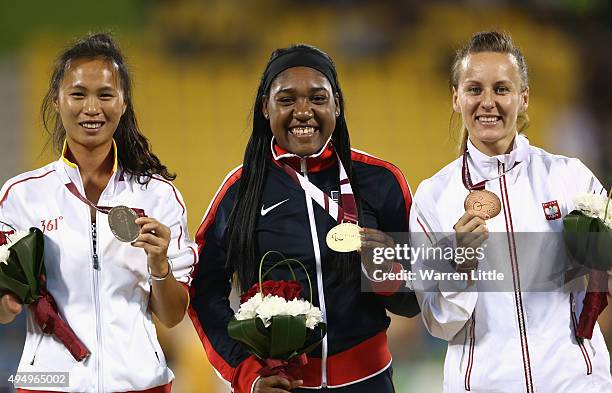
[188, 142, 419, 392]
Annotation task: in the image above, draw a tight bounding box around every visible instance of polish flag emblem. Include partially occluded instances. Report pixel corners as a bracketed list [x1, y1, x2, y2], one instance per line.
[542, 200, 561, 220]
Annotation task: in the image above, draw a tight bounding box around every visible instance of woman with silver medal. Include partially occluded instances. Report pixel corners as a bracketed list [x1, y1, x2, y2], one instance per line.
[410, 32, 611, 392]
[189, 44, 420, 393]
[0, 33, 196, 392]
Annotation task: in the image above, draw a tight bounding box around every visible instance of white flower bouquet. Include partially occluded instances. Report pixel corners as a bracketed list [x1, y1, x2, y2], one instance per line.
[0, 230, 29, 265]
[563, 189, 611, 339]
[573, 193, 612, 230]
[0, 223, 90, 360]
[235, 293, 323, 330]
[564, 190, 612, 271]
[228, 251, 326, 383]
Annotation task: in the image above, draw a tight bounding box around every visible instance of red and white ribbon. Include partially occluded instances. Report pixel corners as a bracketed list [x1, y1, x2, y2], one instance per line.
[64, 182, 145, 217]
[281, 153, 358, 224]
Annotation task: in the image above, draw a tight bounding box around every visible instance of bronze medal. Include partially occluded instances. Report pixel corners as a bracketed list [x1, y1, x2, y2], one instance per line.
[326, 222, 361, 252]
[464, 190, 501, 218]
[108, 205, 140, 242]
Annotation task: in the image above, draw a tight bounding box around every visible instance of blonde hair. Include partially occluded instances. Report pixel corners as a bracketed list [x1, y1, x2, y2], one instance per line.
[450, 31, 530, 155]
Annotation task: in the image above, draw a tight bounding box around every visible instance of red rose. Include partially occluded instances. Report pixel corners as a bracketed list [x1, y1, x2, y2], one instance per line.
[279, 280, 303, 300]
[261, 281, 280, 296]
[240, 280, 303, 304]
[240, 285, 260, 304]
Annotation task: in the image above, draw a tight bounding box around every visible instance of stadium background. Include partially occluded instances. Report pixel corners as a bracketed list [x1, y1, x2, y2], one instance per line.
[1, 1, 611, 391]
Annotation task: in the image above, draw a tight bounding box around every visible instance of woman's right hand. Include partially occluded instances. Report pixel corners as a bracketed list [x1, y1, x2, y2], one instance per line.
[0, 293, 22, 324]
[453, 210, 489, 270]
[254, 376, 303, 393]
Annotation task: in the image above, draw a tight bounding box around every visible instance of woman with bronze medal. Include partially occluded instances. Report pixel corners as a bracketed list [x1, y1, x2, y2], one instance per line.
[189, 44, 420, 393]
[0, 34, 196, 392]
[410, 32, 611, 392]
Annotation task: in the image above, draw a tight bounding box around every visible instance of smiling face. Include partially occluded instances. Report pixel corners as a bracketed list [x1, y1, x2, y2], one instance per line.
[263, 66, 339, 157]
[453, 52, 529, 156]
[56, 57, 126, 153]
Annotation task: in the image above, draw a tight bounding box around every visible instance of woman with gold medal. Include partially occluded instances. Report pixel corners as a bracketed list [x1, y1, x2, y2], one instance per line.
[189, 44, 420, 393]
[410, 31, 611, 392]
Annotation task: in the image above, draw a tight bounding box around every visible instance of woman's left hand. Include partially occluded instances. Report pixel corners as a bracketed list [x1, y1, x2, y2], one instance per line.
[360, 227, 396, 275]
[131, 217, 171, 277]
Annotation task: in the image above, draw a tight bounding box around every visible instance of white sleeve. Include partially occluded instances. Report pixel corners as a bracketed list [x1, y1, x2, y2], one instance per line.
[409, 183, 478, 341]
[154, 184, 197, 286]
[566, 159, 605, 203]
[0, 181, 20, 231]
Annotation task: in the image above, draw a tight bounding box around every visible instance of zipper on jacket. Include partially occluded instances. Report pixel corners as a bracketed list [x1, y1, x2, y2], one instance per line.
[29, 332, 44, 365]
[569, 293, 593, 375]
[301, 158, 329, 387]
[92, 222, 99, 270]
[498, 163, 534, 393]
[91, 219, 104, 393]
[144, 322, 161, 363]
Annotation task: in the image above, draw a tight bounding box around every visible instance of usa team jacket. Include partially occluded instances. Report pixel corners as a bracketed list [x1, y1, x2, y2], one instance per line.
[189, 142, 420, 393]
[410, 134, 611, 393]
[0, 143, 197, 392]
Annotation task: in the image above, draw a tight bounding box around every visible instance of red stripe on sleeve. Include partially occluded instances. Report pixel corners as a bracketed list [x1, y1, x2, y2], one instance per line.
[350, 150, 412, 224]
[417, 218, 433, 245]
[151, 176, 186, 215]
[177, 225, 183, 250]
[0, 170, 56, 206]
[194, 167, 242, 255]
[187, 167, 243, 386]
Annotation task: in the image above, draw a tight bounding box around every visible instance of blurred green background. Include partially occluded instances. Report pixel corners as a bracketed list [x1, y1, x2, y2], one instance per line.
[1, 1, 611, 392]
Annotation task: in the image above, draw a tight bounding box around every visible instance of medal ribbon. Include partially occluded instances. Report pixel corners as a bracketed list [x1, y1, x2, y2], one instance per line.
[462, 152, 521, 191]
[280, 153, 358, 224]
[64, 182, 145, 217]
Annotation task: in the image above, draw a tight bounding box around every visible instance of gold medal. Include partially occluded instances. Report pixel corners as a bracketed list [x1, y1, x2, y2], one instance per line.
[326, 222, 361, 252]
[464, 190, 501, 218]
[108, 205, 141, 242]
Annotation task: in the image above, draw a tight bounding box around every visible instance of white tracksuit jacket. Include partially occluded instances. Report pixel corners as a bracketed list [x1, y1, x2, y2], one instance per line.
[0, 149, 197, 392]
[410, 134, 611, 393]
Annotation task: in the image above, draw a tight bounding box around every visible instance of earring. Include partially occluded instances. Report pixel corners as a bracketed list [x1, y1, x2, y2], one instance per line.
[264, 113, 269, 119]
[335, 111, 340, 117]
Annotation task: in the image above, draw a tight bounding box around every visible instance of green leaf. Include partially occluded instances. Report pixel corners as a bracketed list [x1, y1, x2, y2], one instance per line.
[563, 211, 612, 270]
[0, 254, 27, 283]
[0, 269, 30, 302]
[0, 228, 45, 304]
[269, 315, 307, 359]
[228, 318, 271, 359]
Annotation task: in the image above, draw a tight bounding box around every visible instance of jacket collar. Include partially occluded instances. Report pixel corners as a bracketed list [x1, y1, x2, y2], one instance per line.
[56, 139, 124, 196]
[270, 136, 337, 173]
[466, 133, 530, 183]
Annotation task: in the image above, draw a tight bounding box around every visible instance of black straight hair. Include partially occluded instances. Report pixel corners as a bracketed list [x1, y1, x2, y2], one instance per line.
[41, 32, 175, 184]
[226, 44, 362, 292]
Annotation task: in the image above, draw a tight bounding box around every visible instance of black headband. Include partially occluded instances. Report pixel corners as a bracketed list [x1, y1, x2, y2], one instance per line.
[262, 47, 338, 95]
